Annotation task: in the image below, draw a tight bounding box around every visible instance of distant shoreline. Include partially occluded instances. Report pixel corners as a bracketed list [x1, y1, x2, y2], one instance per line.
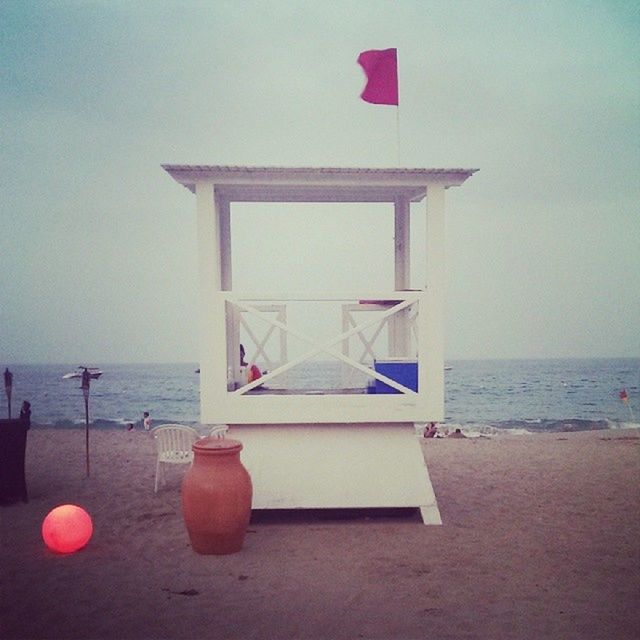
[27, 419, 640, 436]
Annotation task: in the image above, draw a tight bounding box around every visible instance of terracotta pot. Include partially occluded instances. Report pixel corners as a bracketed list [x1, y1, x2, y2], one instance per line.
[181, 437, 252, 554]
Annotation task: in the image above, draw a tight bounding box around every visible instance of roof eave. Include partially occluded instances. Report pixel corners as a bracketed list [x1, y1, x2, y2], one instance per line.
[161, 164, 478, 203]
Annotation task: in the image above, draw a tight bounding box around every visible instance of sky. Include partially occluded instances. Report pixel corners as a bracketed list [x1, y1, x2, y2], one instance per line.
[1, 0, 638, 364]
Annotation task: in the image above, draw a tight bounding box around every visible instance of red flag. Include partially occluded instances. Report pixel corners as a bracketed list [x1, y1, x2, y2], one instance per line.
[619, 388, 629, 403]
[357, 48, 398, 105]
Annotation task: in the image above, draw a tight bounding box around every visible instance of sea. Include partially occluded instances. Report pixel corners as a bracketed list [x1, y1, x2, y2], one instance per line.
[2, 358, 639, 435]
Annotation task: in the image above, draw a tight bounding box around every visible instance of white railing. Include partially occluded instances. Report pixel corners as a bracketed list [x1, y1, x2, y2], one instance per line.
[224, 292, 422, 396]
[341, 301, 419, 363]
[235, 304, 288, 371]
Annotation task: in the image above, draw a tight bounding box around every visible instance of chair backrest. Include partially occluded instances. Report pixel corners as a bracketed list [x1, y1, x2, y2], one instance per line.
[208, 424, 229, 439]
[152, 425, 199, 462]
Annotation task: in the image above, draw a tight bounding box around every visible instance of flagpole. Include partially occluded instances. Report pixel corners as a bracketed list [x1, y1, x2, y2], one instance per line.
[396, 105, 401, 167]
[626, 402, 635, 422]
[396, 48, 401, 167]
[620, 389, 636, 422]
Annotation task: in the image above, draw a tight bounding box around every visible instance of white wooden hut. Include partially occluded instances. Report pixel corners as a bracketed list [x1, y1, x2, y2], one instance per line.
[163, 165, 477, 523]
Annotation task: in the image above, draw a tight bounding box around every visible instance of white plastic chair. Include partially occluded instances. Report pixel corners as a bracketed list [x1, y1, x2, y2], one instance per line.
[208, 424, 229, 439]
[152, 424, 199, 493]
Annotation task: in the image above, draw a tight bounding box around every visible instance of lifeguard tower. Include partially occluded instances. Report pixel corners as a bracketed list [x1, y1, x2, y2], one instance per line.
[163, 165, 477, 523]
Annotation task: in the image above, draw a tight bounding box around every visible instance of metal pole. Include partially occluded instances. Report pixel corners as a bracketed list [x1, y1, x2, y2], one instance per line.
[81, 368, 91, 478]
[84, 391, 90, 477]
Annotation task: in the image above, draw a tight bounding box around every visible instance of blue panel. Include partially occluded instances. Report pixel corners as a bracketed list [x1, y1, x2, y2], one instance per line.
[374, 359, 418, 394]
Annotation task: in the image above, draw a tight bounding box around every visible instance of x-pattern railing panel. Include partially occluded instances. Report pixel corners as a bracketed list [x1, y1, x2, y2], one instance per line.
[239, 305, 287, 370]
[224, 294, 421, 396]
[342, 303, 395, 363]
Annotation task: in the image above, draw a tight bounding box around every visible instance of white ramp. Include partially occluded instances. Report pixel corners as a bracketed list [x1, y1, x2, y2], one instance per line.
[228, 423, 441, 524]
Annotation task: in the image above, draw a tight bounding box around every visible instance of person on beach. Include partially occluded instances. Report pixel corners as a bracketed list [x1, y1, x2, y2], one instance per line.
[240, 344, 248, 367]
[448, 428, 466, 439]
[20, 400, 31, 428]
[424, 422, 439, 438]
[143, 411, 152, 431]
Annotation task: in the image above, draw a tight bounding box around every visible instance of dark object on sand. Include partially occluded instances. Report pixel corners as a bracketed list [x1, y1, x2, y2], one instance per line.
[0, 417, 29, 504]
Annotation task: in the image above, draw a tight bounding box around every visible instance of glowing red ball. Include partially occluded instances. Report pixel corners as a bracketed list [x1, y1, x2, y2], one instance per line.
[42, 504, 93, 554]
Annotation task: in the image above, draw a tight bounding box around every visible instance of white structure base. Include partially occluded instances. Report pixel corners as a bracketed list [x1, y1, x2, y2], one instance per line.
[227, 423, 442, 525]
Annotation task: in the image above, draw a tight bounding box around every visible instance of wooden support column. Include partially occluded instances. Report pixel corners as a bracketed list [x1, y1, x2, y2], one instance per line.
[217, 194, 238, 387]
[218, 194, 232, 291]
[196, 181, 226, 422]
[391, 197, 411, 356]
[394, 197, 410, 290]
[420, 183, 446, 421]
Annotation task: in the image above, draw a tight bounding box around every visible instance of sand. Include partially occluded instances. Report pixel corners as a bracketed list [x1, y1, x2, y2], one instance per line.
[1, 427, 639, 640]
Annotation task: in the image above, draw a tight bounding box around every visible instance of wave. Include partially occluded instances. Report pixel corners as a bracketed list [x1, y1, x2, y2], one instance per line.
[32, 417, 200, 430]
[445, 418, 640, 437]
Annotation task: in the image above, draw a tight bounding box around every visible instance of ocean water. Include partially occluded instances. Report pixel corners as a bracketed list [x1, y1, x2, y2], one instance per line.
[2, 358, 638, 434]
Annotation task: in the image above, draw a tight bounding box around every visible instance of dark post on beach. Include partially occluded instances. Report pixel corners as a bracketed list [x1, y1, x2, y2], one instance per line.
[81, 368, 91, 477]
[4, 367, 13, 419]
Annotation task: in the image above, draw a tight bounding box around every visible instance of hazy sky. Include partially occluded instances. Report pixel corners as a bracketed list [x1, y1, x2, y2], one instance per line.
[1, 0, 638, 364]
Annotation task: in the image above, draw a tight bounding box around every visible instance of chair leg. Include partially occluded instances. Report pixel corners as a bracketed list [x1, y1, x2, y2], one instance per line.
[155, 460, 161, 493]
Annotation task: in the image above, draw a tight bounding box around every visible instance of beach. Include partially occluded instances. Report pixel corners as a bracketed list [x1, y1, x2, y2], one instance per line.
[1, 427, 639, 640]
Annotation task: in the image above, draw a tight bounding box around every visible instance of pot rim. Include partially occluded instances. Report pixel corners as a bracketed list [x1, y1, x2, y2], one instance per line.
[192, 437, 243, 454]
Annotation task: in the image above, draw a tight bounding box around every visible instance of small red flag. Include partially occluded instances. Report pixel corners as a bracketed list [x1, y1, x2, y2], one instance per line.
[619, 388, 629, 403]
[357, 48, 398, 105]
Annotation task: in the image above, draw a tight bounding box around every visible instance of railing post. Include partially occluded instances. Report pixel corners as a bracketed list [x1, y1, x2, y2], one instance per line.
[278, 307, 288, 368]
